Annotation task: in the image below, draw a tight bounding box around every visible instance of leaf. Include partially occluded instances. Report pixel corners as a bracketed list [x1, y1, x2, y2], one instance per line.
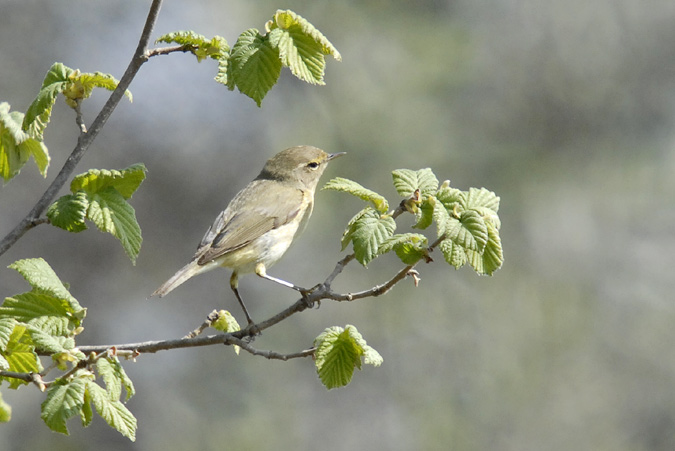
[314, 325, 382, 390]
[322, 177, 389, 213]
[210, 310, 241, 354]
[26, 326, 71, 354]
[23, 62, 74, 138]
[378, 233, 429, 265]
[41, 377, 87, 435]
[96, 357, 135, 402]
[464, 187, 500, 213]
[0, 391, 11, 423]
[0, 102, 50, 182]
[439, 238, 467, 270]
[1, 324, 42, 388]
[341, 208, 396, 266]
[466, 221, 503, 275]
[66, 71, 133, 105]
[392, 168, 439, 198]
[269, 26, 326, 85]
[47, 191, 89, 232]
[86, 187, 142, 263]
[435, 186, 464, 212]
[227, 29, 281, 106]
[0, 318, 17, 371]
[86, 381, 137, 441]
[70, 164, 147, 199]
[155, 31, 229, 62]
[267, 10, 341, 62]
[7, 258, 83, 314]
[413, 195, 435, 230]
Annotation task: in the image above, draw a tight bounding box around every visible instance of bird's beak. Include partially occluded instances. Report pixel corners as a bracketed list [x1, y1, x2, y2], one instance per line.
[327, 152, 346, 161]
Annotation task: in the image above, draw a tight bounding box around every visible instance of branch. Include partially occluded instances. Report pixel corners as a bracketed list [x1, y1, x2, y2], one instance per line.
[0, 0, 164, 257]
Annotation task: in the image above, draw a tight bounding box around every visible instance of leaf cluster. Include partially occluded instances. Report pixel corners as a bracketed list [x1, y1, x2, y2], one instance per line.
[156, 10, 341, 106]
[324, 168, 504, 274]
[0, 259, 136, 439]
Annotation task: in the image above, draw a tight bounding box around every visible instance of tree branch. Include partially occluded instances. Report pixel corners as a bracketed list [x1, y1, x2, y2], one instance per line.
[0, 0, 164, 257]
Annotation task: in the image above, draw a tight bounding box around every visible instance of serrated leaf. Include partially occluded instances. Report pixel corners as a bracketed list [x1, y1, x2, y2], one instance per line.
[466, 222, 503, 275]
[340, 208, 371, 251]
[23, 62, 74, 138]
[156, 31, 229, 62]
[322, 177, 389, 213]
[41, 377, 87, 435]
[268, 10, 341, 61]
[47, 191, 89, 232]
[1, 293, 78, 337]
[81, 387, 93, 427]
[7, 257, 83, 314]
[436, 186, 464, 212]
[97, 357, 135, 402]
[392, 168, 439, 198]
[0, 391, 11, 423]
[86, 187, 142, 263]
[26, 325, 69, 354]
[378, 233, 429, 265]
[228, 29, 281, 106]
[214, 56, 229, 85]
[414, 195, 435, 229]
[0, 318, 17, 352]
[86, 381, 137, 441]
[70, 164, 146, 199]
[459, 210, 489, 252]
[314, 325, 381, 389]
[1, 324, 42, 387]
[464, 187, 500, 213]
[0, 102, 50, 182]
[342, 208, 396, 266]
[269, 27, 326, 85]
[439, 238, 467, 269]
[67, 71, 133, 104]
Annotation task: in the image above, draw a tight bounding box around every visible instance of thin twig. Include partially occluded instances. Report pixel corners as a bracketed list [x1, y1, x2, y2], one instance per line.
[0, 0, 164, 257]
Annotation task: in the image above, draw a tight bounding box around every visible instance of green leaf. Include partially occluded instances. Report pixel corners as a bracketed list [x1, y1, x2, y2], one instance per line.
[1, 324, 42, 387]
[81, 387, 93, 427]
[47, 191, 89, 232]
[70, 164, 147, 199]
[392, 168, 439, 198]
[466, 221, 503, 275]
[65, 71, 133, 106]
[0, 391, 11, 423]
[7, 257, 83, 314]
[269, 26, 326, 85]
[439, 238, 467, 269]
[41, 377, 87, 435]
[341, 208, 396, 266]
[211, 310, 241, 334]
[378, 233, 429, 265]
[155, 31, 229, 62]
[23, 63, 74, 138]
[96, 357, 135, 402]
[435, 186, 464, 213]
[0, 318, 18, 371]
[228, 29, 281, 106]
[413, 195, 436, 230]
[86, 187, 142, 263]
[26, 326, 71, 354]
[267, 10, 341, 62]
[86, 381, 137, 441]
[314, 325, 382, 390]
[0, 102, 50, 182]
[464, 187, 500, 213]
[322, 177, 389, 213]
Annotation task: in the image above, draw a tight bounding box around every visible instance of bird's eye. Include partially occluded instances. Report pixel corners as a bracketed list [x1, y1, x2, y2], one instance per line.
[307, 161, 320, 169]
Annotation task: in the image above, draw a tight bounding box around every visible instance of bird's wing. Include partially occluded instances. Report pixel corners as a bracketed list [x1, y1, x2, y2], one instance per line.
[196, 182, 306, 264]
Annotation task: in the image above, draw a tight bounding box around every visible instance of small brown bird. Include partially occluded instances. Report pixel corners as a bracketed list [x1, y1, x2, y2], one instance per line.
[151, 145, 345, 324]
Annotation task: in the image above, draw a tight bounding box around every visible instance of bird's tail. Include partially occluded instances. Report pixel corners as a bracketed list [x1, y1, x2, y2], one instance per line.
[151, 260, 205, 298]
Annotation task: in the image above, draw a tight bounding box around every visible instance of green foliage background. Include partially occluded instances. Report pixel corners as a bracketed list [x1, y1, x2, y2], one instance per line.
[1, 0, 675, 450]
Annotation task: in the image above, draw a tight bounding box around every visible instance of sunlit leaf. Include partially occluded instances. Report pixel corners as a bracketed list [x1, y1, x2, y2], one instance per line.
[322, 177, 389, 213]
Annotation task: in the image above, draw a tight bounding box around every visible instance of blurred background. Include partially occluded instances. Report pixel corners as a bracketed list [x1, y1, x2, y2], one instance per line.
[2, 0, 675, 450]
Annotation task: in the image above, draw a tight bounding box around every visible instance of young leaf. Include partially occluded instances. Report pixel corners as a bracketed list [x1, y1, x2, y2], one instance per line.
[86, 187, 142, 263]
[464, 187, 500, 213]
[413, 195, 435, 230]
[0, 318, 18, 371]
[155, 31, 229, 62]
[0, 102, 50, 182]
[210, 310, 241, 354]
[86, 381, 137, 441]
[341, 208, 396, 266]
[439, 238, 467, 269]
[64, 71, 133, 107]
[392, 168, 439, 198]
[41, 376, 88, 435]
[227, 29, 281, 106]
[97, 357, 135, 402]
[70, 164, 147, 199]
[466, 221, 503, 275]
[1, 324, 42, 388]
[379, 233, 429, 265]
[267, 10, 341, 61]
[322, 177, 389, 213]
[22, 62, 74, 138]
[47, 191, 89, 233]
[314, 325, 382, 390]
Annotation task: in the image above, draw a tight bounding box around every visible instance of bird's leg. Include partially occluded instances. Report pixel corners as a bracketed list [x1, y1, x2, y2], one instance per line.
[255, 263, 314, 307]
[230, 273, 254, 326]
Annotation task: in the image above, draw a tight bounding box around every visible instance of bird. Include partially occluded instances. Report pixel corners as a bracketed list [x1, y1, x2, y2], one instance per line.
[151, 145, 345, 325]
